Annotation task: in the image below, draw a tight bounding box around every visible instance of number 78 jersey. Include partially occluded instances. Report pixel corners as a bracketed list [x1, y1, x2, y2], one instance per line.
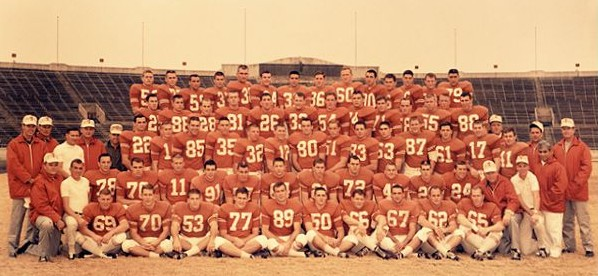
[261, 198, 304, 237]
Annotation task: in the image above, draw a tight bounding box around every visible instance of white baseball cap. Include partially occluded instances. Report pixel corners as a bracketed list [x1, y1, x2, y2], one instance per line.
[561, 118, 575, 128]
[81, 119, 95, 128]
[515, 155, 529, 165]
[43, 153, 60, 163]
[529, 121, 544, 132]
[22, 115, 37, 126]
[482, 160, 498, 173]
[110, 124, 123, 135]
[489, 114, 503, 124]
[38, 116, 53, 126]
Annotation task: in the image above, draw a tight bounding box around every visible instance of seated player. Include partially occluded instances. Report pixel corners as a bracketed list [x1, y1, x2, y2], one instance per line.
[215, 187, 267, 258]
[304, 187, 349, 257]
[373, 163, 410, 202]
[337, 155, 374, 201]
[261, 158, 299, 202]
[116, 157, 158, 207]
[262, 182, 308, 257]
[170, 188, 219, 259]
[457, 185, 504, 261]
[298, 158, 339, 203]
[191, 159, 227, 205]
[158, 154, 198, 205]
[443, 161, 480, 203]
[406, 186, 462, 260]
[76, 188, 129, 259]
[377, 185, 419, 259]
[223, 162, 261, 204]
[122, 184, 173, 257]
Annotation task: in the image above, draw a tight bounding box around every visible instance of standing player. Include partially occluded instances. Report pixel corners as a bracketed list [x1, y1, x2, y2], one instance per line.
[443, 161, 480, 203]
[421, 73, 446, 102]
[158, 154, 199, 205]
[396, 70, 424, 109]
[85, 153, 120, 202]
[215, 90, 251, 137]
[129, 70, 158, 114]
[203, 71, 228, 110]
[170, 188, 219, 259]
[277, 70, 310, 109]
[552, 118, 594, 257]
[376, 121, 405, 173]
[332, 66, 363, 108]
[390, 98, 414, 135]
[464, 120, 502, 178]
[457, 185, 504, 261]
[205, 117, 240, 173]
[337, 155, 374, 200]
[414, 93, 451, 132]
[450, 92, 489, 140]
[226, 65, 252, 108]
[76, 188, 128, 259]
[324, 119, 352, 172]
[35, 116, 59, 151]
[172, 116, 208, 171]
[158, 95, 192, 134]
[348, 121, 379, 171]
[284, 92, 318, 134]
[122, 184, 173, 258]
[150, 122, 176, 172]
[261, 158, 299, 202]
[357, 69, 386, 107]
[346, 91, 377, 135]
[233, 125, 267, 173]
[372, 96, 399, 136]
[214, 187, 267, 258]
[298, 158, 340, 203]
[138, 94, 161, 134]
[382, 73, 398, 101]
[408, 161, 445, 199]
[264, 124, 291, 172]
[120, 114, 156, 170]
[191, 160, 228, 205]
[248, 92, 284, 139]
[304, 187, 349, 257]
[373, 163, 410, 202]
[377, 185, 420, 258]
[249, 71, 277, 108]
[53, 128, 84, 178]
[223, 162, 261, 204]
[196, 99, 217, 132]
[432, 122, 466, 175]
[317, 92, 350, 133]
[60, 159, 90, 259]
[288, 118, 327, 172]
[498, 128, 529, 178]
[116, 157, 159, 207]
[309, 71, 334, 108]
[437, 69, 474, 108]
[398, 116, 437, 177]
[261, 182, 307, 257]
[7, 115, 46, 257]
[157, 70, 181, 110]
[180, 74, 206, 113]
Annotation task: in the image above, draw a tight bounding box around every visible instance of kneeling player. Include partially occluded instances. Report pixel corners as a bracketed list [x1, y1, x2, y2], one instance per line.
[214, 187, 266, 258]
[77, 188, 129, 258]
[407, 186, 462, 260]
[377, 185, 419, 259]
[122, 184, 173, 257]
[457, 185, 504, 261]
[304, 187, 350, 257]
[262, 182, 308, 257]
[170, 188, 219, 259]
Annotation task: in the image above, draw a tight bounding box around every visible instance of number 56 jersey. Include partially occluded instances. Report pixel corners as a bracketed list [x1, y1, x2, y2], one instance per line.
[80, 202, 127, 236]
[261, 198, 304, 237]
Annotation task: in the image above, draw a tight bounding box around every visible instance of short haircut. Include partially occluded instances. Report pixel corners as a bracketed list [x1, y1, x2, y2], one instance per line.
[353, 120, 366, 129]
[313, 158, 325, 166]
[384, 73, 396, 82]
[366, 69, 378, 78]
[403, 70, 414, 76]
[313, 187, 327, 195]
[348, 154, 361, 163]
[66, 127, 80, 135]
[289, 70, 300, 76]
[314, 71, 326, 77]
[141, 184, 155, 193]
[273, 157, 286, 166]
[98, 188, 112, 196]
[131, 157, 144, 165]
[189, 74, 200, 79]
[188, 188, 201, 196]
[448, 69, 460, 75]
[214, 71, 225, 78]
[378, 121, 391, 129]
[537, 140, 552, 151]
[351, 188, 365, 197]
[134, 113, 146, 122]
[235, 187, 249, 196]
[260, 70, 271, 77]
[391, 184, 404, 192]
[273, 182, 287, 191]
[424, 73, 437, 79]
[98, 153, 112, 162]
[70, 158, 84, 168]
[237, 65, 249, 71]
[204, 159, 217, 169]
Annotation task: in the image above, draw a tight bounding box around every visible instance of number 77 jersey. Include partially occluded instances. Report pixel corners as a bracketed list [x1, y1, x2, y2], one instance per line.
[218, 202, 261, 238]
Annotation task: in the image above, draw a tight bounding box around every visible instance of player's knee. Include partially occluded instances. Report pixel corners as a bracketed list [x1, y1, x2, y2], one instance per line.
[294, 234, 307, 249]
[111, 233, 126, 245]
[453, 228, 465, 239]
[74, 232, 87, 244]
[64, 216, 78, 229]
[380, 237, 395, 251]
[121, 239, 136, 253]
[306, 230, 317, 243]
[160, 239, 173, 253]
[213, 237, 228, 250]
[254, 235, 268, 249]
[416, 227, 432, 242]
[342, 234, 358, 245]
[267, 238, 280, 251]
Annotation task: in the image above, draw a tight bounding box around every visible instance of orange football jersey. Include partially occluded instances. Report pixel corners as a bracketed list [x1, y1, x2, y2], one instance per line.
[372, 173, 410, 200]
[138, 108, 161, 134]
[129, 83, 158, 111]
[249, 83, 277, 108]
[498, 142, 529, 178]
[398, 84, 424, 109]
[261, 198, 304, 237]
[357, 83, 386, 107]
[457, 198, 501, 228]
[116, 170, 158, 201]
[309, 85, 335, 108]
[303, 200, 343, 238]
[205, 131, 240, 169]
[180, 87, 205, 113]
[215, 106, 251, 137]
[332, 81, 363, 108]
[325, 134, 352, 170]
[376, 136, 406, 173]
[336, 168, 374, 199]
[340, 199, 377, 234]
[288, 131, 327, 170]
[248, 107, 285, 138]
[414, 107, 452, 132]
[150, 136, 178, 170]
[191, 171, 227, 205]
[433, 137, 467, 174]
[418, 198, 458, 228]
[398, 130, 436, 168]
[226, 80, 252, 108]
[347, 106, 377, 135]
[218, 201, 260, 238]
[120, 130, 156, 167]
[84, 169, 119, 202]
[126, 201, 172, 238]
[172, 201, 218, 238]
[156, 84, 181, 110]
[261, 172, 299, 200]
[264, 137, 291, 167]
[285, 105, 319, 133]
[81, 202, 127, 236]
[203, 86, 228, 109]
[317, 107, 350, 132]
[233, 137, 266, 172]
[372, 109, 401, 136]
[172, 130, 208, 170]
[222, 174, 261, 202]
[158, 168, 198, 204]
[348, 136, 380, 167]
[297, 170, 340, 199]
[375, 199, 419, 236]
[408, 174, 445, 199]
[277, 85, 310, 109]
[464, 133, 502, 170]
[437, 81, 474, 108]
[451, 106, 489, 140]
[442, 171, 479, 203]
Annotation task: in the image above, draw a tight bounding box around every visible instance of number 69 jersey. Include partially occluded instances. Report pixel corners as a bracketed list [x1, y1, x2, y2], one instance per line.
[456, 198, 501, 228]
[172, 201, 218, 238]
[218, 201, 261, 238]
[417, 198, 458, 229]
[126, 201, 172, 238]
[80, 202, 127, 236]
[261, 198, 304, 237]
[303, 201, 343, 238]
[374, 199, 419, 236]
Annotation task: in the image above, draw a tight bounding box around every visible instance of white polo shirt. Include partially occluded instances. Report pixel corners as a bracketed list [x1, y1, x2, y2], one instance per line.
[510, 171, 539, 209]
[53, 142, 84, 174]
[60, 176, 90, 213]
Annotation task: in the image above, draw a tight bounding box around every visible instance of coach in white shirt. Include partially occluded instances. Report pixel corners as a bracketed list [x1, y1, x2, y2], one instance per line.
[54, 127, 84, 178]
[61, 158, 90, 259]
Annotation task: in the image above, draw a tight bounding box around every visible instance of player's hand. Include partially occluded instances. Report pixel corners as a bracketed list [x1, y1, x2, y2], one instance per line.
[76, 216, 86, 227]
[101, 232, 114, 244]
[150, 240, 161, 249]
[355, 225, 367, 236]
[478, 227, 489, 237]
[531, 213, 539, 224]
[502, 213, 512, 227]
[434, 227, 445, 240]
[56, 220, 66, 231]
[173, 239, 182, 252]
[141, 242, 155, 251]
[232, 237, 245, 248]
[280, 241, 292, 256]
[394, 241, 406, 252]
[93, 235, 103, 245]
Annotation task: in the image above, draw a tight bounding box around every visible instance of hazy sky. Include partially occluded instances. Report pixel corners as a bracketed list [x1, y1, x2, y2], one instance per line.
[1, 0, 596, 73]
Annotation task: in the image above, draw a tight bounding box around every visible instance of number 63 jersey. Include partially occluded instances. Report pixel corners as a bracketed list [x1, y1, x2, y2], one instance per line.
[80, 202, 127, 236]
[261, 198, 304, 237]
[126, 201, 172, 238]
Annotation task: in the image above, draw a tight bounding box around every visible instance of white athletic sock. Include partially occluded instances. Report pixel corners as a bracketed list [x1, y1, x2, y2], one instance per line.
[149, 252, 160, 258]
[185, 245, 200, 257]
[400, 246, 414, 256]
[323, 244, 340, 256]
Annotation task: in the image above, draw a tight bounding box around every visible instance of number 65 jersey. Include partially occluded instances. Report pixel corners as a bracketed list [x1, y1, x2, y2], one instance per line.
[80, 202, 127, 236]
[126, 201, 172, 238]
[457, 198, 501, 228]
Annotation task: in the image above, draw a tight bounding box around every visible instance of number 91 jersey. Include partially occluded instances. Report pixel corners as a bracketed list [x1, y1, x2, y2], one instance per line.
[81, 202, 127, 236]
[126, 201, 172, 238]
[261, 198, 304, 237]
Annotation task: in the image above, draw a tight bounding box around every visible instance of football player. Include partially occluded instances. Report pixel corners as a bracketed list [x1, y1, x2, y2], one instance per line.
[226, 65, 252, 108]
[373, 163, 410, 202]
[191, 160, 227, 205]
[116, 157, 158, 207]
[261, 158, 299, 203]
[304, 187, 350, 257]
[332, 66, 363, 108]
[248, 92, 284, 138]
[398, 116, 437, 177]
[158, 94, 191, 134]
[437, 68, 474, 108]
[84, 153, 119, 202]
[298, 158, 340, 203]
[158, 154, 198, 205]
[288, 118, 327, 171]
[284, 92, 318, 134]
[223, 162, 261, 204]
[357, 69, 386, 107]
[348, 121, 379, 171]
[336, 155, 374, 200]
[233, 124, 267, 173]
[277, 70, 310, 109]
[120, 114, 156, 170]
[205, 117, 240, 173]
[156, 70, 181, 110]
[150, 121, 177, 172]
[129, 70, 158, 113]
[377, 184, 419, 259]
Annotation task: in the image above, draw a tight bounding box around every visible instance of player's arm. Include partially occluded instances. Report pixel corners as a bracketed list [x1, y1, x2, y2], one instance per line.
[300, 187, 310, 204]
[207, 214, 219, 251]
[78, 219, 103, 244]
[129, 224, 148, 245]
[154, 219, 171, 245]
[328, 156, 348, 172]
[106, 218, 130, 238]
[417, 213, 437, 230]
[291, 151, 302, 172]
[456, 213, 477, 231]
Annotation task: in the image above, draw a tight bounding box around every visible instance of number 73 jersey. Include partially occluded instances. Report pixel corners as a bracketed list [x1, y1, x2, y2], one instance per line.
[126, 201, 172, 238]
[261, 198, 304, 237]
[375, 199, 419, 236]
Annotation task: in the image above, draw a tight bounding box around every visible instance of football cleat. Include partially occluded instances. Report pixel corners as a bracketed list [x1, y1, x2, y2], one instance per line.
[160, 252, 177, 258]
[373, 247, 388, 259]
[585, 251, 594, 258]
[39, 256, 49, 262]
[337, 252, 350, 258]
[484, 251, 495, 260]
[446, 251, 459, 261]
[16, 241, 33, 255]
[310, 250, 325, 258]
[355, 247, 370, 257]
[511, 249, 521, 261]
[536, 248, 548, 258]
[471, 250, 484, 261]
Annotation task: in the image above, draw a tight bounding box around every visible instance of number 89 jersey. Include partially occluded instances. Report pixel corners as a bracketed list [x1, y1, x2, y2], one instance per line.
[261, 198, 304, 237]
[81, 202, 127, 236]
[172, 201, 218, 238]
[126, 201, 172, 238]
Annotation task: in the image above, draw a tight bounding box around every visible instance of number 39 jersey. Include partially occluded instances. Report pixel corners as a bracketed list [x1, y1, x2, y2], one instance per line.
[375, 199, 419, 236]
[172, 201, 218, 238]
[126, 201, 172, 238]
[261, 198, 304, 237]
[120, 130, 157, 167]
[303, 200, 343, 238]
[417, 198, 458, 229]
[116, 171, 159, 201]
[457, 198, 501, 228]
[81, 202, 127, 236]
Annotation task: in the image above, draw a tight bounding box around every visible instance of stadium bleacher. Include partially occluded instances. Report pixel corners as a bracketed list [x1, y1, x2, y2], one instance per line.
[0, 65, 597, 149]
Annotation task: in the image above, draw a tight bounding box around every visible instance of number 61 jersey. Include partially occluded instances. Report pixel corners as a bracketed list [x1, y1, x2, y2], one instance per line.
[81, 202, 127, 236]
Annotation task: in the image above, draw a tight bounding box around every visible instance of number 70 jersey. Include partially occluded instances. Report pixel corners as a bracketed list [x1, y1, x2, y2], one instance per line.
[126, 201, 172, 238]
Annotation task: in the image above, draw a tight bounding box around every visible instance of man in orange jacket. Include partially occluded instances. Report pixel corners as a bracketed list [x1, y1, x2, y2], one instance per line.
[552, 118, 593, 257]
[7, 115, 47, 257]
